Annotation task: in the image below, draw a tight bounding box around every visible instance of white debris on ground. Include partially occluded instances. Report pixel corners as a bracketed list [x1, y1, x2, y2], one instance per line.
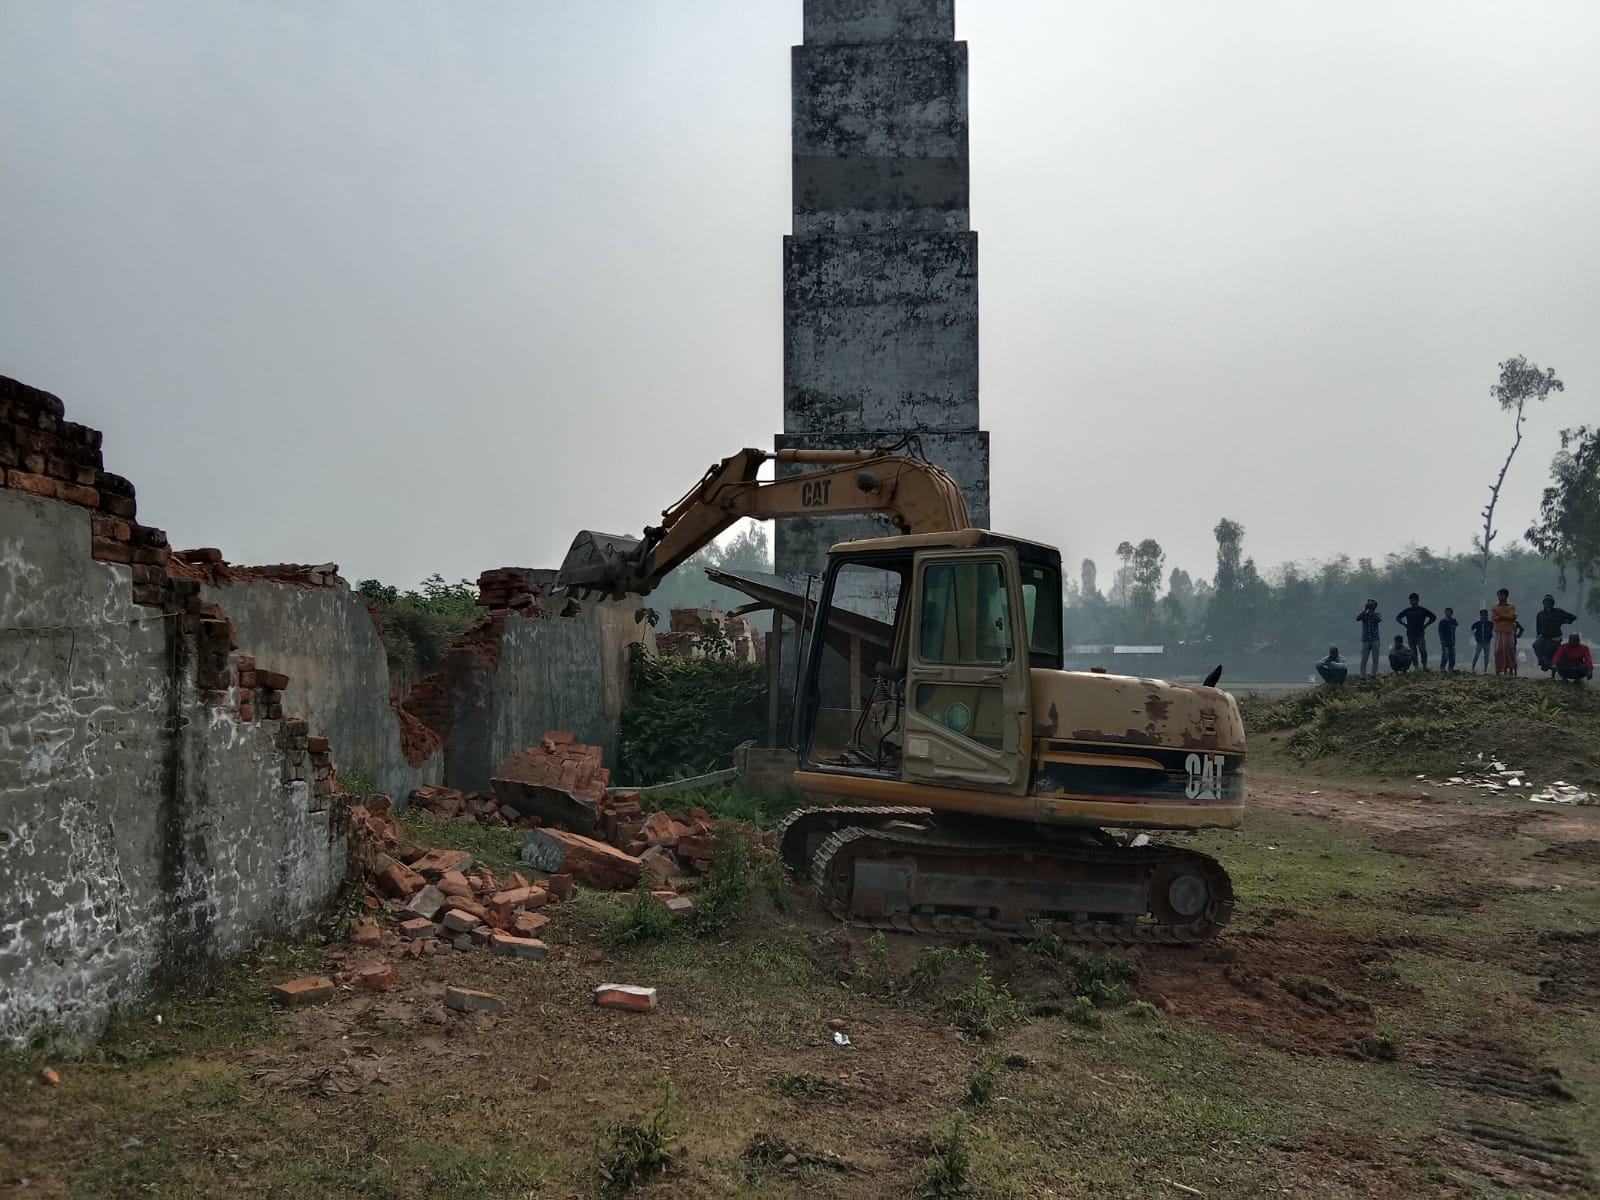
[1416, 753, 1595, 805]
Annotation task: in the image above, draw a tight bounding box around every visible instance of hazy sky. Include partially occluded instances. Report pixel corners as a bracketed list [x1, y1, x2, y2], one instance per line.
[3, 1, 1596, 592]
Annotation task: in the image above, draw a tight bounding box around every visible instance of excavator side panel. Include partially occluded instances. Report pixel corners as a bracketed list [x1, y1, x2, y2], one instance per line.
[899, 548, 1031, 794]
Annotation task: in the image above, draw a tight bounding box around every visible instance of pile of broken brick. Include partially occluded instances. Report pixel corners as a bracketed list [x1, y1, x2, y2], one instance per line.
[269, 732, 749, 1011]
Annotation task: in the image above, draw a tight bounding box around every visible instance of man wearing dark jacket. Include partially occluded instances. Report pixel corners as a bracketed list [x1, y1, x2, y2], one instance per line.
[1395, 593, 1437, 669]
[1532, 595, 1577, 673]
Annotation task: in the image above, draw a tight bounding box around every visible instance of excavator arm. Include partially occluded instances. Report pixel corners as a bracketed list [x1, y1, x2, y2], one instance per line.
[556, 447, 971, 599]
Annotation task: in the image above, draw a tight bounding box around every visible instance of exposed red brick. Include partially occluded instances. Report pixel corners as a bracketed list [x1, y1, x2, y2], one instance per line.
[352, 962, 395, 992]
[270, 977, 335, 1005]
[256, 669, 290, 690]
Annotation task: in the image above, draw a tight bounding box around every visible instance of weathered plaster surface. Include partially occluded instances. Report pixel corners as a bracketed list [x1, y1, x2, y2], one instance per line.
[201, 580, 441, 799]
[803, 0, 954, 46]
[777, 0, 988, 602]
[1, 490, 346, 1049]
[444, 590, 645, 792]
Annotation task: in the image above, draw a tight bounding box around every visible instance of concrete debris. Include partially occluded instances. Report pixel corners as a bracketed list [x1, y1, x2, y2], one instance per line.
[594, 984, 657, 1012]
[402, 885, 447, 921]
[1420, 763, 1592, 803]
[445, 987, 506, 1015]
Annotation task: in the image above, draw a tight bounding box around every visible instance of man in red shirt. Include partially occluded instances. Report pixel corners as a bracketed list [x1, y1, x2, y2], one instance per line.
[1552, 634, 1593, 683]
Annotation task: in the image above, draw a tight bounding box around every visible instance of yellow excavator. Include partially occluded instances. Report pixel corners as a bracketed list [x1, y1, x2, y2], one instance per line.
[558, 447, 1244, 943]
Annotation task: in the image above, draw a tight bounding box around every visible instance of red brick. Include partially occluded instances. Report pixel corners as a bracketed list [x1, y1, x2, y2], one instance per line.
[256, 669, 290, 690]
[374, 858, 426, 900]
[437, 870, 472, 898]
[236, 670, 257, 689]
[270, 976, 335, 1005]
[444, 987, 505, 1014]
[593, 984, 657, 1012]
[91, 514, 131, 542]
[512, 911, 549, 937]
[92, 540, 132, 564]
[38, 1066, 61, 1086]
[130, 583, 166, 607]
[412, 848, 474, 877]
[547, 873, 575, 902]
[352, 962, 395, 992]
[98, 493, 135, 518]
[307, 735, 330, 754]
[350, 917, 382, 947]
[130, 563, 165, 585]
[398, 916, 435, 939]
[237, 704, 254, 721]
[6, 470, 53, 498]
[489, 887, 532, 924]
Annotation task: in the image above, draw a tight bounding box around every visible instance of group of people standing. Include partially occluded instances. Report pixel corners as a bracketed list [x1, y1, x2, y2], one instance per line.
[1315, 591, 1593, 684]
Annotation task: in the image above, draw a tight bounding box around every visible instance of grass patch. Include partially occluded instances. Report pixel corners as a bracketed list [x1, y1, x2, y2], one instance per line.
[643, 781, 802, 829]
[605, 886, 679, 946]
[961, 1052, 1004, 1108]
[392, 807, 526, 876]
[1072, 953, 1137, 1007]
[1243, 671, 1600, 784]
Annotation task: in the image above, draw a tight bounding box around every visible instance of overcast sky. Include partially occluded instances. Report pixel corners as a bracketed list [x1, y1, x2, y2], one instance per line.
[3, 1, 1596, 592]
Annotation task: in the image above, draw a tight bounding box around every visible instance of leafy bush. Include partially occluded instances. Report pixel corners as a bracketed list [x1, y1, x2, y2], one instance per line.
[604, 886, 678, 946]
[358, 574, 481, 684]
[593, 1077, 681, 1198]
[921, 1119, 972, 1198]
[961, 1052, 1003, 1108]
[1072, 953, 1138, 1007]
[948, 971, 1018, 1039]
[692, 826, 756, 938]
[618, 652, 766, 785]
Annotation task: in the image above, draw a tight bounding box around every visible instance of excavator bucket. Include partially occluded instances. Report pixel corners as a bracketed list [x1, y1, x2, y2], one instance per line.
[555, 530, 645, 599]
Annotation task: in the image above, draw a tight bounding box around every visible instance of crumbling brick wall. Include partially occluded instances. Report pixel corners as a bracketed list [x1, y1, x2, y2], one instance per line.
[0, 376, 350, 1049]
[398, 569, 649, 792]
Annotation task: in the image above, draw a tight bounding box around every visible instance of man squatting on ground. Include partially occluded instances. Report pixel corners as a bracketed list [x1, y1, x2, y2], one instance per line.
[1388, 635, 1414, 673]
[1533, 594, 1577, 674]
[1356, 600, 1383, 677]
[1395, 593, 1436, 669]
[1551, 633, 1593, 683]
[1316, 646, 1348, 685]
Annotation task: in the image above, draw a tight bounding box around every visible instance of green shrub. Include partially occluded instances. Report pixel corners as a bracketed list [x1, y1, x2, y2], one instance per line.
[618, 651, 766, 786]
[691, 826, 755, 938]
[961, 1052, 1003, 1108]
[604, 886, 678, 946]
[593, 1077, 682, 1198]
[921, 1119, 972, 1198]
[1072, 953, 1138, 1007]
[948, 971, 1017, 1039]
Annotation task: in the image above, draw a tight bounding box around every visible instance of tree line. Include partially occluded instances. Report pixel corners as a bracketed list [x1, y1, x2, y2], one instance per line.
[1069, 357, 1596, 678]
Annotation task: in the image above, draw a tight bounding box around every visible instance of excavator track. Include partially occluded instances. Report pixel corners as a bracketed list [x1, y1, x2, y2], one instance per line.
[809, 823, 1233, 945]
[775, 805, 933, 881]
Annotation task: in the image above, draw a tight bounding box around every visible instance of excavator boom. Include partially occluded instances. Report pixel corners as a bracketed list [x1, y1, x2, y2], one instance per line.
[556, 447, 969, 599]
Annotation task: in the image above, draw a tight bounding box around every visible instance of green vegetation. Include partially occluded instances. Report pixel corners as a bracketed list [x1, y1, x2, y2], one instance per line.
[592, 1077, 681, 1199]
[604, 886, 679, 946]
[920, 1119, 972, 1198]
[7, 765, 1598, 1198]
[601, 826, 762, 945]
[961, 1052, 1003, 1108]
[392, 806, 526, 876]
[1073, 953, 1138, 1007]
[640, 780, 801, 829]
[357, 574, 481, 685]
[618, 651, 766, 786]
[1244, 670, 1600, 783]
[948, 971, 1018, 1040]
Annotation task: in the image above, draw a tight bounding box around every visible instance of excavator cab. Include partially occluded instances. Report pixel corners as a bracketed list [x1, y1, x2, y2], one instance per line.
[796, 531, 1063, 800]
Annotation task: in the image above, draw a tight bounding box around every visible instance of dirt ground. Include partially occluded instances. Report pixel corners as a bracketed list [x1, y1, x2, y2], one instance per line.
[3, 773, 1597, 1199]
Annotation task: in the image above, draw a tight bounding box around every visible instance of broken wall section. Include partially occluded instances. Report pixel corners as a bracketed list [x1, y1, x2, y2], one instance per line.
[186, 561, 444, 799]
[402, 569, 649, 793]
[0, 376, 349, 1049]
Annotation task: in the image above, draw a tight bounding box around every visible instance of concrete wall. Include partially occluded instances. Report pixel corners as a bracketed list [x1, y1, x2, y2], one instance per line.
[0, 489, 346, 1049]
[201, 579, 441, 800]
[439, 588, 646, 793]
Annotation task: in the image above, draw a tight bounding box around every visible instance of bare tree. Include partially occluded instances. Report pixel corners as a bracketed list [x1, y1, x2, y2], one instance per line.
[1476, 355, 1564, 603]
